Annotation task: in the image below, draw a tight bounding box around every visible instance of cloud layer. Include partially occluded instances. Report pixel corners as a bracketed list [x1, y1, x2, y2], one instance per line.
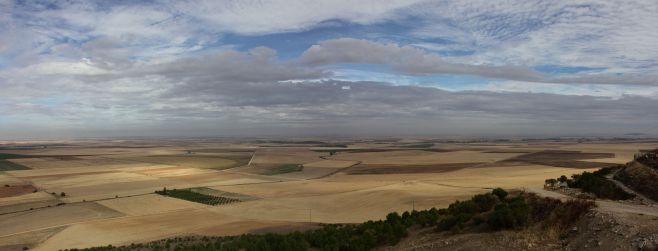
[1, 0, 658, 138]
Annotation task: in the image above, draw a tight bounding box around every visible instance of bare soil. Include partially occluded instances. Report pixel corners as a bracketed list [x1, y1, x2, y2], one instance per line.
[345, 163, 482, 175]
[502, 150, 617, 168]
[0, 184, 37, 198]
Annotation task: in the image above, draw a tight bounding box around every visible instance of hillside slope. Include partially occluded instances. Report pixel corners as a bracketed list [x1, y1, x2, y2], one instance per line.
[615, 161, 658, 201]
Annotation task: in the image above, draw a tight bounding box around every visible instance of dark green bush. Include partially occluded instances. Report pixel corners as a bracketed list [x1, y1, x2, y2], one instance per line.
[488, 204, 514, 230]
[492, 188, 508, 200]
[571, 172, 633, 200]
[448, 200, 479, 215]
[472, 193, 497, 212]
[437, 215, 458, 231]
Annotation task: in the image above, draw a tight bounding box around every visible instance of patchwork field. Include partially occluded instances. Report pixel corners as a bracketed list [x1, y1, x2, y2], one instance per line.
[0, 138, 654, 250]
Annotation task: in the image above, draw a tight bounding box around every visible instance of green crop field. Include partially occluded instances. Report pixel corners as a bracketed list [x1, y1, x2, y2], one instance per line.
[189, 187, 258, 201]
[155, 188, 241, 205]
[261, 164, 303, 175]
[0, 153, 28, 159]
[0, 159, 30, 171]
[398, 143, 435, 148]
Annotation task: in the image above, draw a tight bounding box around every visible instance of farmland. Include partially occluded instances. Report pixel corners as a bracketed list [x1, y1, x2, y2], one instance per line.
[0, 138, 655, 250]
[155, 188, 242, 205]
[261, 164, 304, 175]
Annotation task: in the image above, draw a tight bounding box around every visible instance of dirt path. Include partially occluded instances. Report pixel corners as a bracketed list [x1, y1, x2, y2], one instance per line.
[308, 160, 362, 180]
[247, 152, 256, 167]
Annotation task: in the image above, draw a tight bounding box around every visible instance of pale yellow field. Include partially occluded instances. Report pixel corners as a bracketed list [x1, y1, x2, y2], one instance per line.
[329, 150, 523, 165]
[0, 173, 23, 185]
[31, 172, 159, 189]
[0, 202, 123, 236]
[0, 191, 55, 207]
[250, 148, 324, 165]
[119, 155, 245, 169]
[8, 157, 139, 169]
[97, 194, 206, 216]
[0, 139, 650, 250]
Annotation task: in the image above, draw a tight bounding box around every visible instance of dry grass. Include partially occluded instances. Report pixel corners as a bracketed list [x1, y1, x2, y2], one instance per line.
[97, 194, 205, 216]
[120, 155, 249, 170]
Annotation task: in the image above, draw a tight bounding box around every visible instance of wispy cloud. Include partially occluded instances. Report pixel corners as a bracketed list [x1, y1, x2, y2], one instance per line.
[1, 0, 657, 138]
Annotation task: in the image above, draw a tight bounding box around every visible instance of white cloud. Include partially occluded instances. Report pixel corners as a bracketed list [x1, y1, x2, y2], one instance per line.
[173, 0, 424, 34]
[2, 0, 658, 138]
[408, 0, 658, 74]
[299, 38, 658, 86]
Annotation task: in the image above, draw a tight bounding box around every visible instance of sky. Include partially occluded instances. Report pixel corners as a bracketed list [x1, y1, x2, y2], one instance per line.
[1, 0, 658, 139]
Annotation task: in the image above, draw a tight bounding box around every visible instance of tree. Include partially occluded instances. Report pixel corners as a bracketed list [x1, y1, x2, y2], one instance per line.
[472, 193, 497, 212]
[492, 188, 508, 200]
[545, 178, 558, 187]
[558, 175, 568, 183]
[488, 204, 514, 230]
[60, 192, 66, 197]
[508, 197, 529, 227]
[448, 200, 479, 215]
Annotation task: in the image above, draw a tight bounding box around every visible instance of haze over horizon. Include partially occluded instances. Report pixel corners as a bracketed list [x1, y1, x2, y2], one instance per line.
[2, 0, 658, 139]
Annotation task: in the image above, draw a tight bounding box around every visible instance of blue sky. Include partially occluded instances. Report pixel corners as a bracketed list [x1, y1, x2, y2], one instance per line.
[1, 0, 658, 138]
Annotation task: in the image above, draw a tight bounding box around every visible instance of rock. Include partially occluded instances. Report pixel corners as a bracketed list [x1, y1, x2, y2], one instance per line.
[571, 227, 578, 232]
[638, 238, 647, 249]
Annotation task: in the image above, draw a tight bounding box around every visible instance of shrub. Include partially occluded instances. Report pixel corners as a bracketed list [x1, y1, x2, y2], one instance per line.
[558, 175, 568, 183]
[488, 204, 514, 230]
[492, 188, 508, 200]
[508, 197, 529, 227]
[545, 178, 558, 187]
[437, 215, 458, 231]
[593, 165, 622, 176]
[553, 167, 634, 200]
[572, 172, 633, 200]
[526, 194, 595, 230]
[472, 193, 497, 212]
[544, 199, 595, 230]
[448, 200, 479, 215]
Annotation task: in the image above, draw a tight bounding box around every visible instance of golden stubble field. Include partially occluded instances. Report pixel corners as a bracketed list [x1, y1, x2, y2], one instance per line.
[0, 139, 653, 250]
